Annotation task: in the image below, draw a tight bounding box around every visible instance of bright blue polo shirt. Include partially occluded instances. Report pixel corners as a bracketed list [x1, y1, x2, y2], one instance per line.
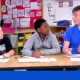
[62, 25, 80, 54]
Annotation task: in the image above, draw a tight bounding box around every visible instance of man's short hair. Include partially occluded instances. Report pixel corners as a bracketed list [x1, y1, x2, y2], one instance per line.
[72, 5, 80, 13]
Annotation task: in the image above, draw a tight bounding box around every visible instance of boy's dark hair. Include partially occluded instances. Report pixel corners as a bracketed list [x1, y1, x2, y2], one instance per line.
[34, 19, 46, 31]
[72, 5, 80, 13]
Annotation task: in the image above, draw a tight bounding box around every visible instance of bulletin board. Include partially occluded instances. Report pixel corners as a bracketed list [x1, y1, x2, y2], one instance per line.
[1, 0, 42, 28]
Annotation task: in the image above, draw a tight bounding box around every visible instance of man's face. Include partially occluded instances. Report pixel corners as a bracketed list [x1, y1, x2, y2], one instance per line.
[72, 10, 80, 25]
[37, 22, 50, 36]
[0, 27, 3, 39]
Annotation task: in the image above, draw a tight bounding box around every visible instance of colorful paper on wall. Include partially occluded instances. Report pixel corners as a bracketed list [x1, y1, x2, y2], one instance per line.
[16, 0, 22, 6]
[2, 0, 42, 28]
[18, 9, 24, 17]
[2, 5, 6, 12]
[30, 2, 37, 10]
[20, 18, 30, 28]
[11, 0, 16, 8]
[5, 0, 10, 7]
[25, 8, 30, 17]
[13, 9, 17, 18]
[3, 14, 12, 23]
[7, 6, 12, 14]
[37, 2, 41, 10]
[23, 0, 30, 7]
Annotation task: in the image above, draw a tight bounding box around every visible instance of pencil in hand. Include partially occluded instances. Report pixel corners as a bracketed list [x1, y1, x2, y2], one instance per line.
[34, 47, 39, 52]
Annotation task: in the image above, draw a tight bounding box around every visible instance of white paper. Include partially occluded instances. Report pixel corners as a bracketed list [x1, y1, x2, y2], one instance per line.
[37, 2, 41, 10]
[20, 18, 30, 28]
[0, 55, 4, 59]
[16, 0, 22, 6]
[23, 0, 30, 7]
[36, 56, 57, 62]
[18, 58, 38, 63]
[18, 56, 57, 63]
[30, 2, 37, 10]
[63, 54, 80, 58]
[13, 9, 17, 18]
[71, 58, 80, 61]
[3, 14, 12, 23]
[7, 6, 12, 14]
[63, 1, 69, 7]
[36, 11, 41, 16]
[25, 8, 30, 17]
[18, 9, 24, 17]
[11, 0, 16, 8]
[5, 0, 10, 6]
[0, 58, 10, 63]
[43, 1, 55, 20]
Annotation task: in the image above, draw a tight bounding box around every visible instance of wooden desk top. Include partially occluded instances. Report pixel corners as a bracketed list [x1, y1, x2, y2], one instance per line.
[0, 54, 80, 69]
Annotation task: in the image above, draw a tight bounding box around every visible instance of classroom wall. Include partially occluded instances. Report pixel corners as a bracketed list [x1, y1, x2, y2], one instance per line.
[43, 0, 56, 26]
[55, 0, 80, 21]
[43, 0, 80, 26]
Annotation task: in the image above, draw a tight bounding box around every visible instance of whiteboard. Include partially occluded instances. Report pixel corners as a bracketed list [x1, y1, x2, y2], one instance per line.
[43, 0, 55, 19]
[43, 0, 55, 26]
[43, 0, 80, 26]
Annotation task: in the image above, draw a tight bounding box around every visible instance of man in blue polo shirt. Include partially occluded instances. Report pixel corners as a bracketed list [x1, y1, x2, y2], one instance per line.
[62, 5, 80, 55]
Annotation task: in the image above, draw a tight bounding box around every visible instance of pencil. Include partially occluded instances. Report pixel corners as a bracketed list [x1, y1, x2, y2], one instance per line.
[35, 47, 39, 52]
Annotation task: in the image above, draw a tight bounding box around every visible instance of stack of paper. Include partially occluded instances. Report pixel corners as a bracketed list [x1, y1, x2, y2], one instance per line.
[63, 54, 80, 58]
[0, 55, 10, 63]
[18, 56, 57, 63]
[63, 54, 80, 61]
[71, 58, 80, 61]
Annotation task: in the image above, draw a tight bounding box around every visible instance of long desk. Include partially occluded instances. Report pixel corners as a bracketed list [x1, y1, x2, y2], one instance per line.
[0, 54, 80, 70]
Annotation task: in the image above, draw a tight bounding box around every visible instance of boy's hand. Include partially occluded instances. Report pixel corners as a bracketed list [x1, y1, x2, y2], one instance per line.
[3, 53, 10, 58]
[32, 51, 42, 58]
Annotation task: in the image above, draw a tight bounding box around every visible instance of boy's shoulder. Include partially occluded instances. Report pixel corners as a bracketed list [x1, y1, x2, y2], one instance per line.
[28, 32, 38, 39]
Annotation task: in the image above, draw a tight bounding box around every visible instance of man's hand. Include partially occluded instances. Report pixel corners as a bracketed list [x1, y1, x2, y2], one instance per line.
[32, 51, 42, 58]
[64, 48, 72, 55]
[77, 45, 80, 53]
